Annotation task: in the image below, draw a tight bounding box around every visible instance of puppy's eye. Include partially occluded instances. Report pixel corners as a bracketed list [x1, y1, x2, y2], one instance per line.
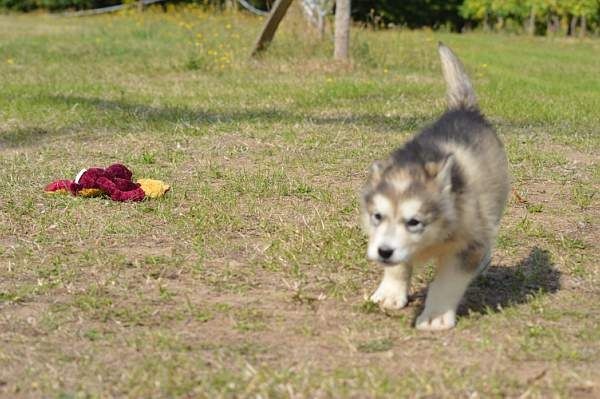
[405, 218, 424, 232]
[371, 212, 383, 225]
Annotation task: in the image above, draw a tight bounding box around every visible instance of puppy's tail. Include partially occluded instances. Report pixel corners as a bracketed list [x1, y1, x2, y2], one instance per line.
[438, 42, 477, 110]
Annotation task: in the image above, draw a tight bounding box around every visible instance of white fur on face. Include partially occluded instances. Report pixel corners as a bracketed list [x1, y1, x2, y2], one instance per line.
[367, 195, 423, 264]
[400, 198, 422, 220]
[390, 178, 410, 193]
[372, 194, 393, 216]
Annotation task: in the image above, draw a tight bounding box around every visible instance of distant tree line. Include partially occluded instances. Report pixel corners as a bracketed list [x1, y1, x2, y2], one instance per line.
[2, 0, 599, 36]
[0, 0, 119, 12]
[460, 0, 599, 35]
[352, 0, 465, 30]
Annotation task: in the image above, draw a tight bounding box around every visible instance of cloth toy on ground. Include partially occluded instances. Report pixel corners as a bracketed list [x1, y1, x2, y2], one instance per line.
[45, 163, 170, 201]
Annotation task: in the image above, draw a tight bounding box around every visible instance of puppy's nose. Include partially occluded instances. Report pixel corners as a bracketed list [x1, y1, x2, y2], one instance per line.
[378, 247, 394, 260]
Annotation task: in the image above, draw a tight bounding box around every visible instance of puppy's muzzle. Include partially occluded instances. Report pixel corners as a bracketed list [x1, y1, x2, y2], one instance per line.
[377, 246, 394, 261]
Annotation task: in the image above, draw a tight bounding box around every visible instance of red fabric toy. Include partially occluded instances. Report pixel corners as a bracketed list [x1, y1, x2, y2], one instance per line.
[45, 163, 146, 202]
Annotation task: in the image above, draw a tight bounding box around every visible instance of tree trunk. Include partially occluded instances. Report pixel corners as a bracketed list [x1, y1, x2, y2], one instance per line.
[580, 15, 587, 37]
[483, 12, 490, 31]
[570, 16, 578, 36]
[554, 17, 561, 35]
[334, 0, 351, 61]
[547, 15, 560, 35]
[527, 7, 536, 35]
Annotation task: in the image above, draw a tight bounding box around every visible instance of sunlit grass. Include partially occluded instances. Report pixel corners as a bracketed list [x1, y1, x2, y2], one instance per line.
[0, 7, 598, 398]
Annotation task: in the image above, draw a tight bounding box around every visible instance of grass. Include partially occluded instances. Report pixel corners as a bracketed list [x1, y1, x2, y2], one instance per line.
[1, 5, 599, 398]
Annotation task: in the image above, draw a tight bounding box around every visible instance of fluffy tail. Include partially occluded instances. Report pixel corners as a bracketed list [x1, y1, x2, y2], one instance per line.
[438, 42, 477, 110]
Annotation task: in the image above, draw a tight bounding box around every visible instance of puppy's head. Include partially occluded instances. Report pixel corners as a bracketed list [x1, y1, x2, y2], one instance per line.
[360, 156, 458, 265]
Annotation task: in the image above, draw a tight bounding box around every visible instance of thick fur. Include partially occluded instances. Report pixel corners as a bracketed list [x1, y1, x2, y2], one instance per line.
[361, 43, 509, 331]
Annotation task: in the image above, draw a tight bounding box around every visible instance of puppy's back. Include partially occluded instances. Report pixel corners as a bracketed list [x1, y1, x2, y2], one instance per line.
[436, 44, 509, 224]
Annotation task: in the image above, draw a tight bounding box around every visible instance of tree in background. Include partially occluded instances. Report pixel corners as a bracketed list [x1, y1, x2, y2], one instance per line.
[351, 0, 465, 30]
[460, 0, 600, 35]
[460, 0, 493, 30]
[568, 0, 599, 35]
[0, 0, 116, 11]
[491, 0, 528, 30]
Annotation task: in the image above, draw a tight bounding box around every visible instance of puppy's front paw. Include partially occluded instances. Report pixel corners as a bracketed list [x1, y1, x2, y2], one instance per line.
[415, 309, 456, 331]
[370, 283, 408, 310]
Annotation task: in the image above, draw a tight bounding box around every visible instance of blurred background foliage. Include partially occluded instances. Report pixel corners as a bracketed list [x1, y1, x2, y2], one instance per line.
[0, 0, 599, 35]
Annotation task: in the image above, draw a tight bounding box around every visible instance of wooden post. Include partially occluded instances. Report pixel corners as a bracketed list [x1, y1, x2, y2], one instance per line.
[250, 0, 295, 57]
[138, 0, 144, 12]
[334, 0, 350, 61]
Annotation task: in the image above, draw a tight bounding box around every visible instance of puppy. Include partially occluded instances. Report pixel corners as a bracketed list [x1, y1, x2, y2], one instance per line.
[361, 43, 509, 331]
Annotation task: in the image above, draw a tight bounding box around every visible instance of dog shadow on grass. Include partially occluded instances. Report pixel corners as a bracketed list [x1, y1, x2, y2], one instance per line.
[410, 246, 561, 320]
[1, 95, 429, 148]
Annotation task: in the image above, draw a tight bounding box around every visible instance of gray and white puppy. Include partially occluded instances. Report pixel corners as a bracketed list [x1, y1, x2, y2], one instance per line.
[361, 43, 509, 331]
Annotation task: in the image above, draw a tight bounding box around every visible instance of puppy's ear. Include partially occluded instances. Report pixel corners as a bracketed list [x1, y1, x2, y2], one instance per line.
[367, 160, 386, 185]
[435, 154, 455, 193]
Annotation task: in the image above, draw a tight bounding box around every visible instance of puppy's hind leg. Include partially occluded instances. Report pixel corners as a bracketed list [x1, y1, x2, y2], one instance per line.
[370, 263, 412, 310]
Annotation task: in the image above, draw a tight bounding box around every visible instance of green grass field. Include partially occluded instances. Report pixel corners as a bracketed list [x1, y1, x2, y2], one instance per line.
[1, 5, 599, 398]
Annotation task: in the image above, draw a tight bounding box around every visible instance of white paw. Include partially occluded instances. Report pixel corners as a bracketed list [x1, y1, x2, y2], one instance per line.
[370, 283, 408, 310]
[415, 309, 456, 331]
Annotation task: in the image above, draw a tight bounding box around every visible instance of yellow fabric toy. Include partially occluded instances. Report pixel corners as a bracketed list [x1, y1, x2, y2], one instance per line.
[137, 179, 171, 198]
